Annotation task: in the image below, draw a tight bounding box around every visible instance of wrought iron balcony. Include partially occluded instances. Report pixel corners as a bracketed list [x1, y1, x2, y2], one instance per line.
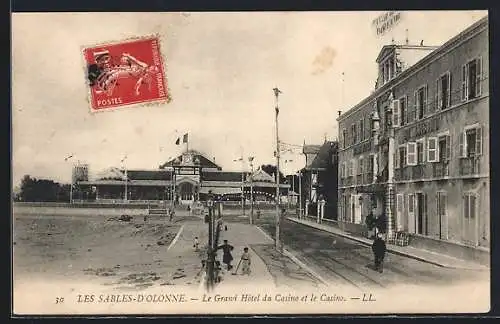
[459, 157, 481, 176]
[364, 172, 374, 184]
[411, 165, 425, 180]
[395, 167, 411, 181]
[341, 176, 354, 186]
[433, 162, 449, 178]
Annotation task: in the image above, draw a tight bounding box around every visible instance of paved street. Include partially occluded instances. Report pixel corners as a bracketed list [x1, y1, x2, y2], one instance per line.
[249, 213, 489, 290]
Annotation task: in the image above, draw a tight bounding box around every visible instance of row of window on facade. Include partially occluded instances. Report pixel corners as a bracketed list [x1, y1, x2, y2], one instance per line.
[339, 191, 480, 245]
[339, 123, 483, 184]
[341, 56, 484, 149]
[395, 124, 483, 167]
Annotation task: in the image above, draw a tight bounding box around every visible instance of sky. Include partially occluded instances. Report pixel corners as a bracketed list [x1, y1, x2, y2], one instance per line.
[11, 11, 487, 186]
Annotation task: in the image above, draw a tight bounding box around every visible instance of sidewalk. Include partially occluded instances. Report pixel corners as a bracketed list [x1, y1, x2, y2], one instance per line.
[215, 222, 276, 288]
[287, 217, 489, 271]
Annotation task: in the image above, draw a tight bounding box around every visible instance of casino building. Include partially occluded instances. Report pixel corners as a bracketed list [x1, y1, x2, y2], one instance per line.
[337, 16, 489, 262]
[76, 150, 289, 205]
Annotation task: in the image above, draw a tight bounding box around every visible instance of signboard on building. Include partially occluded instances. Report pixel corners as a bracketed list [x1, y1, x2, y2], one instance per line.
[400, 116, 441, 143]
[372, 11, 402, 37]
[353, 141, 373, 156]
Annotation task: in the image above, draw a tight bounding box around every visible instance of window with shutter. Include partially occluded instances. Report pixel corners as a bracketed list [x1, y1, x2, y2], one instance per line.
[399, 96, 407, 126]
[413, 91, 418, 121]
[427, 137, 438, 162]
[436, 77, 442, 110]
[358, 157, 364, 175]
[352, 159, 356, 177]
[360, 119, 364, 141]
[446, 72, 452, 108]
[446, 135, 451, 161]
[475, 126, 483, 156]
[394, 152, 399, 169]
[476, 57, 482, 97]
[424, 85, 429, 115]
[407, 142, 417, 166]
[461, 64, 468, 101]
[417, 140, 424, 164]
[393, 99, 400, 127]
[459, 131, 466, 158]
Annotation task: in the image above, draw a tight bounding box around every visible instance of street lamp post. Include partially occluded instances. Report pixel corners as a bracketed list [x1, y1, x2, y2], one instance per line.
[64, 154, 75, 203]
[206, 193, 215, 291]
[121, 155, 128, 202]
[171, 167, 176, 210]
[273, 87, 283, 252]
[298, 170, 302, 219]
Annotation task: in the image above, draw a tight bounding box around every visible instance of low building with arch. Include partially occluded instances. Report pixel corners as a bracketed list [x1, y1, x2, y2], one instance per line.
[76, 150, 289, 205]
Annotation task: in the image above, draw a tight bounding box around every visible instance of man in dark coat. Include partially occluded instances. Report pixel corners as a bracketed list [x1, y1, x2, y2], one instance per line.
[217, 240, 234, 270]
[372, 232, 387, 273]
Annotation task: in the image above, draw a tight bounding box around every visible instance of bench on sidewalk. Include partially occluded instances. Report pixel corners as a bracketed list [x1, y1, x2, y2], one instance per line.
[148, 208, 168, 215]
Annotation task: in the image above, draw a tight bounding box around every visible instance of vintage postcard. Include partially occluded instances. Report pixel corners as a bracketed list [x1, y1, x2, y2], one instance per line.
[11, 11, 490, 315]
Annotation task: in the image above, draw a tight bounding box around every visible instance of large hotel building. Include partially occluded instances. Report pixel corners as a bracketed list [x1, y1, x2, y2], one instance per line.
[337, 17, 489, 262]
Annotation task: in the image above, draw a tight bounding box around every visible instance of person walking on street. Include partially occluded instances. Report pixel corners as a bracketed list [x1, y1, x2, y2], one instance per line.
[193, 236, 200, 251]
[240, 247, 251, 275]
[217, 240, 234, 270]
[372, 232, 387, 273]
[169, 208, 175, 222]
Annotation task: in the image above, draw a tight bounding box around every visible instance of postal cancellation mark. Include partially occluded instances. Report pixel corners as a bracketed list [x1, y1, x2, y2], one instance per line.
[83, 36, 168, 111]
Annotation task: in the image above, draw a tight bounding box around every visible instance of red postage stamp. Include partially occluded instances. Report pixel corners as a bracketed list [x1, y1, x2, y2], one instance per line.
[83, 36, 169, 112]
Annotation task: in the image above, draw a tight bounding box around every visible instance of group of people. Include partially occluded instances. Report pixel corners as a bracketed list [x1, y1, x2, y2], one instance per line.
[216, 240, 252, 276]
[195, 237, 252, 278]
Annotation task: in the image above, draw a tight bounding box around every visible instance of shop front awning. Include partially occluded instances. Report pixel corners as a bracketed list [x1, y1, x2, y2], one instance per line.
[199, 187, 242, 195]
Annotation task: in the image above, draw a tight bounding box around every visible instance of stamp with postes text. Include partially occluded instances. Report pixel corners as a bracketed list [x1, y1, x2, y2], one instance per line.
[83, 36, 169, 112]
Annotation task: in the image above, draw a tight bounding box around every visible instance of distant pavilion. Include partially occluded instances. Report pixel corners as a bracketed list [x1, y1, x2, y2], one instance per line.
[77, 150, 289, 204]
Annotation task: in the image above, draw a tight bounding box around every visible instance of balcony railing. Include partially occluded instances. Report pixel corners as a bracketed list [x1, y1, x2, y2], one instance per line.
[364, 173, 374, 184]
[341, 176, 354, 186]
[459, 157, 481, 176]
[395, 167, 411, 181]
[433, 162, 449, 178]
[411, 165, 425, 180]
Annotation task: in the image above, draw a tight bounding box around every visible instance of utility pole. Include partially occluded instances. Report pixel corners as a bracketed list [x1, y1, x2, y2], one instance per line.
[273, 87, 283, 252]
[249, 156, 254, 225]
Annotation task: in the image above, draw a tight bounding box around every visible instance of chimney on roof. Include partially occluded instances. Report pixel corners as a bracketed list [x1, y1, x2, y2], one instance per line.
[420, 39, 424, 46]
[338, 111, 342, 116]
